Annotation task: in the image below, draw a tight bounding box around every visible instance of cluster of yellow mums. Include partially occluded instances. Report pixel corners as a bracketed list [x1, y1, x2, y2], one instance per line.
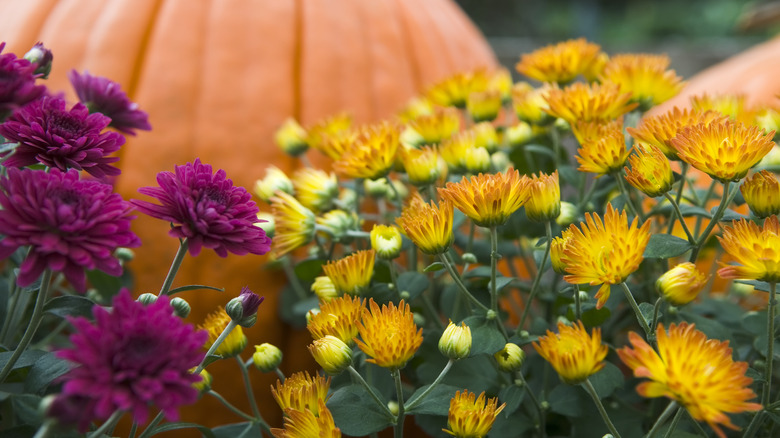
[242, 37, 780, 437]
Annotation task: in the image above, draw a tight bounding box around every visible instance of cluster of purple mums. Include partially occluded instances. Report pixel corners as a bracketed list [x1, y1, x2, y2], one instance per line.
[0, 42, 270, 430]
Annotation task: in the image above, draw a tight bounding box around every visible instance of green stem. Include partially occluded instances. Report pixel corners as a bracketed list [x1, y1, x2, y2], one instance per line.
[650, 297, 664, 335]
[0, 269, 52, 384]
[0, 283, 21, 343]
[347, 366, 394, 418]
[32, 420, 55, 438]
[582, 379, 622, 438]
[406, 359, 455, 411]
[274, 367, 286, 382]
[159, 239, 188, 295]
[193, 320, 238, 375]
[517, 221, 552, 334]
[764, 282, 777, 406]
[489, 227, 500, 316]
[137, 411, 164, 438]
[662, 192, 695, 244]
[646, 401, 678, 438]
[235, 355, 265, 422]
[438, 254, 490, 312]
[393, 369, 405, 438]
[206, 390, 255, 422]
[386, 177, 404, 213]
[689, 181, 733, 263]
[281, 256, 307, 300]
[661, 406, 685, 438]
[574, 284, 582, 321]
[666, 162, 689, 235]
[619, 282, 653, 341]
[88, 410, 124, 438]
[577, 176, 599, 210]
[614, 172, 642, 221]
[516, 372, 545, 438]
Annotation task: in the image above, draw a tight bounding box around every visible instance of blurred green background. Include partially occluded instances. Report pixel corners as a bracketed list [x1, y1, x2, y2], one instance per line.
[456, 0, 778, 78]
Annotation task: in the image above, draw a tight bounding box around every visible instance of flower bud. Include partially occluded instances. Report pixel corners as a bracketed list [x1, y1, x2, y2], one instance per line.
[308, 335, 352, 375]
[274, 118, 309, 156]
[656, 262, 709, 306]
[413, 313, 426, 327]
[464, 147, 491, 174]
[467, 90, 502, 123]
[438, 321, 472, 360]
[742, 170, 780, 218]
[169, 297, 191, 318]
[338, 188, 358, 211]
[370, 224, 403, 259]
[473, 123, 500, 153]
[114, 247, 135, 263]
[759, 145, 780, 168]
[253, 343, 283, 372]
[526, 171, 561, 223]
[136, 293, 157, 305]
[624, 143, 674, 198]
[226, 287, 265, 327]
[461, 252, 478, 264]
[555, 202, 578, 227]
[550, 230, 573, 275]
[254, 166, 294, 203]
[24, 42, 53, 79]
[255, 212, 275, 237]
[364, 177, 390, 198]
[490, 151, 511, 174]
[494, 343, 525, 373]
[387, 401, 400, 416]
[387, 178, 409, 201]
[311, 276, 338, 302]
[293, 168, 339, 213]
[578, 290, 590, 302]
[505, 122, 535, 147]
[191, 368, 212, 393]
[317, 210, 360, 242]
[400, 145, 441, 186]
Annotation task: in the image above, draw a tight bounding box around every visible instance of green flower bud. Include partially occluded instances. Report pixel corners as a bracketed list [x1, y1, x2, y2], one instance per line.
[461, 252, 478, 264]
[115, 247, 135, 263]
[438, 321, 472, 360]
[556, 202, 579, 227]
[169, 297, 191, 318]
[253, 343, 283, 372]
[136, 293, 157, 305]
[494, 343, 525, 373]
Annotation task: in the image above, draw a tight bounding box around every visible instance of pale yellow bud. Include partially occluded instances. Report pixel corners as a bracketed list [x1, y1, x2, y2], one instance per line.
[494, 343, 525, 373]
[253, 343, 283, 372]
[308, 335, 353, 375]
[438, 321, 472, 360]
[370, 224, 403, 259]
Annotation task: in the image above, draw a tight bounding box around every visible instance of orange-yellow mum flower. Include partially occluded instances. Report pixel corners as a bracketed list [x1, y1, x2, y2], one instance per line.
[271, 400, 341, 438]
[400, 145, 441, 186]
[334, 122, 400, 180]
[438, 169, 532, 228]
[533, 321, 608, 384]
[270, 191, 316, 257]
[671, 119, 776, 182]
[550, 229, 574, 275]
[561, 204, 652, 308]
[307, 112, 354, 159]
[271, 371, 331, 415]
[488, 67, 513, 102]
[406, 107, 461, 146]
[292, 168, 339, 213]
[718, 215, 780, 282]
[397, 97, 434, 123]
[355, 299, 423, 370]
[323, 249, 376, 296]
[512, 82, 553, 125]
[442, 390, 505, 438]
[627, 107, 726, 159]
[427, 69, 489, 108]
[656, 262, 709, 306]
[741, 170, 780, 218]
[692, 93, 759, 125]
[199, 309, 247, 358]
[599, 54, 684, 107]
[526, 170, 561, 222]
[576, 128, 630, 176]
[624, 143, 674, 197]
[307, 295, 365, 346]
[516, 38, 605, 84]
[544, 82, 638, 125]
[571, 118, 624, 146]
[396, 193, 454, 255]
[618, 323, 762, 438]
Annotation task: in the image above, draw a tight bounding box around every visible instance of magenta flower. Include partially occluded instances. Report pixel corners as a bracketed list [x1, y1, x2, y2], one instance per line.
[0, 41, 46, 116]
[0, 168, 140, 291]
[132, 159, 272, 257]
[53, 290, 207, 430]
[68, 70, 151, 135]
[0, 96, 125, 177]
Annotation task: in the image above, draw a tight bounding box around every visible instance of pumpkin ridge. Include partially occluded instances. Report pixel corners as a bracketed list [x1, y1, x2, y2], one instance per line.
[292, 0, 303, 121]
[394, 0, 423, 92]
[125, 0, 165, 100]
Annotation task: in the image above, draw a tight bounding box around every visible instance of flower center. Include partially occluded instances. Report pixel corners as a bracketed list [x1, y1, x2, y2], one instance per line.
[47, 111, 87, 139]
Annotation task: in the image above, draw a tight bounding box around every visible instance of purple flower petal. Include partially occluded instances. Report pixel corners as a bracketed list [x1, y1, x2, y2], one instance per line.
[68, 69, 151, 135]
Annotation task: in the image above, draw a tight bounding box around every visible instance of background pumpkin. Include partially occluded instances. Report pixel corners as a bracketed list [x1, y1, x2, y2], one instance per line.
[0, 0, 497, 431]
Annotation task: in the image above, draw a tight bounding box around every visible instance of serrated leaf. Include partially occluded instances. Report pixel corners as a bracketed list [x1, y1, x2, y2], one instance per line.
[638, 302, 655, 328]
[547, 384, 586, 417]
[327, 384, 394, 436]
[44, 295, 96, 319]
[405, 383, 461, 416]
[166, 284, 224, 295]
[424, 262, 445, 272]
[643, 234, 693, 259]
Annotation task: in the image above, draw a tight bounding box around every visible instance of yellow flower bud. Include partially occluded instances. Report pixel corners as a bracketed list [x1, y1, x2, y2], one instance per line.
[472, 122, 500, 152]
[253, 343, 284, 373]
[525, 171, 561, 222]
[467, 90, 502, 123]
[550, 230, 574, 275]
[255, 212, 275, 237]
[190, 368, 212, 393]
[464, 147, 491, 174]
[370, 224, 403, 259]
[274, 118, 309, 156]
[494, 343, 525, 373]
[624, 143, 674, 198]
[316, 210, 360, 241]
[308, 335, 353, 375]
[656, 262, 709, 306]
[505, 122, 535, 147]
[312, 276, 338, 302]
[254, 166, 293, 203]
[400, 145, 441, 186]
[556, 201, 578, 227]
[438, 321, 472, 360]
[741, 170, 780, 218]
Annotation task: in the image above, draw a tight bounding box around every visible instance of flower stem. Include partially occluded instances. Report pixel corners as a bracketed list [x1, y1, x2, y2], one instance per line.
[438, 254, 490, 313]
[281, 255, 308, 300]
[0, 269, 52, 384]
[489, 227, 500, 316]
[32, 420, 55, 438]
[393, 369, 405, 438]
[646, 401, 678, 438]
[193, 320, 238, 375]
[650, 297, 664, 334]
[689, 181, 733, 263]
[574, 284, 582, 321]
[159, 239, 188, 295]
[274, 367, 286, 382]
[88, 410, 125, 438]
[662, 192, 695, 244]
[347, 366, 394, 419]
[582, 379, 622, 438]
[137, 411, 164, 438]
[405, 359, 454, 411]
[666, 162, 689, 235]
[518, 221, 552, 333]
[0, 283, 21, 343]
[207, 390, 255, 422]
[661, 406, 684, 438]
[516, 372, 545, 438]
[235, 355, 265, 422]
[764, 282, 777, 406]
[614, 172, 642, 221]
[619, 282, 653, 341]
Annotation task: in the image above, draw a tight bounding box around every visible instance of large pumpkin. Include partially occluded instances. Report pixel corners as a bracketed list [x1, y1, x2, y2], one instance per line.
[0, 0, 497, 431]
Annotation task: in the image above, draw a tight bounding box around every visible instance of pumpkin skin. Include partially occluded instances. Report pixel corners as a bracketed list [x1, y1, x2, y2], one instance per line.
[0, 0, 496, 431]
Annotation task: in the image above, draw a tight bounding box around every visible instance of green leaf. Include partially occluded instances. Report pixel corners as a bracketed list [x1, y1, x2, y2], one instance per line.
[406, 383, 461, 416]
[643, 234, 693, 259]
[467, 322, 505, 356]
[166, 284, 225, 295]
[713, 207, 749, 222]
[638, 302, 655, 328]
[547, 383, 587, 417]
[579, 306, 611, 327]
[327, 384, 394, 436]
[498, 385, 525, 416]
[86, 269, 122, 297]
[0, 349, 46, 371]
[150, 422, 217, 438]
[557, 164, 580, 186]
[524, 144, 557, 159]
[212, 422, 262, 438]
[44, 295, 96, 319]
[735, 279, 774, 293]
[201, 354, 222, 368]
[25, 353, 70, 394]
[490, 410, 534, 437]
[487, 276, 514, 293]
[397, 271, 430, 301]
[293, 258, 327, 282]
[587, 362, 623, 398]
[424, 262, 445, 272]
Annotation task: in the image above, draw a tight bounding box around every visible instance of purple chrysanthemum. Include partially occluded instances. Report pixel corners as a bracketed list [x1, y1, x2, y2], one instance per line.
[0, 168, 140, 291]
[68, 70, 151, 135]
[0, 41, 46, 116]
[53, 290, 207, 430]
[132, 159, 272, 257]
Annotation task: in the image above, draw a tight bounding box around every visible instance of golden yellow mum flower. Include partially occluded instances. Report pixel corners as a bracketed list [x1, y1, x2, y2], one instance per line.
[274, 117, 309, 157]
[438, 169, 532, 228]
[599, 54, 684, 107]
[400, 145, 441, 186]
[355, 299, 423, 370]
[442, 390, 505, 438]
[618, 323, 761, 438]
[439, 130, 477, 172]
[307, 112, 353, 158]
[396, 193, 454, 255]
[692, 93, 759, 125]
[292, 168, 339, 213]
[426, 69, 489, 108]
[398, 97, 435, 123]
[271, 371, 331, 415]
[526, 170, 561, 222]
[571, 117, 624, 146]
[307, 294, 365, 346]
[489, 67, 513, 102]
[199, 309, 247, 358]
[624, 143, 674, 197]
[533, 321, 608, 384]
[512, 82, 553, 125]
[544, 82, 638, 125]
[561, 204, 652, 309]
[656, 262, 709, 306]
[323, 249, 376, 296]
[515, 38, 605, 84]
[718, 215, 780, 282]
[334, 122, 400, 180]
[272, 401, 341, 438]
[472, 122, 499, 152]
[741, 170, 780, 218]
[270, 191, 316, 257]
[576, 128, 630, 176]
[627, 107, 725, 159]
[407, 107, 461, 146]
[671, 119, 776, 182]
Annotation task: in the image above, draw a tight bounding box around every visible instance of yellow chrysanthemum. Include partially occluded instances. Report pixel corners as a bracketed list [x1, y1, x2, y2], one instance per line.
[270, 191, 316, 257]
[463, 147, 491, 174]
[570, 118, 624, 146]
[718, 215, 780, 282]
[334, 122, 400, 180]
[599, 54, 684, 107]
[550, 229, 574, 275]
[442, 390, 505, 438]
[576, 128, 630, 176]
[406, 107, 461, 146]
[307, 112, 353, 158]
[741, 170, 780, 218]
[467, 89, 502, 123]
[656, 262, 709, 306]
[355, 299, 423, 370]
[438, 169, 532, 228]
[323, 249, 376, 296]
[308, 335, 353, 375]
[512, 82, 553, 125]
[272, 401, 341, 438]
[515, 38, 605, 84]
[533, 321, 608, 384]
[292, 168, 339, 213]
[398, 96, 435, 123]
[316, 210, 360, 241]
[396, 193, 454, 255]
[255, 166, 294, 203]
[671, 119, 776, 182]
[274, 117, 309, 156]
[311, 275, 338, 302]
[426, 69, 490, 108]
[526, 170, 561, 222]
[624, 143, 674, 197]
[307, 295, 365, 346]
[439, 130, 478, 172]
[627, 107, 726, 159]
[370, 224, 403, 259]
[199, 309, 247, 358]
[692, 93, 759, 125]
[472, 122, 500, 152]
[618, 323, 762, 438]
[271, 371, 331, 415]
[561, 204, 652, 309]
[400, 145, 441, 186]
[756, 105, 780, 133]
[544, 82, 638, 125]
[489, 67, 513, 102]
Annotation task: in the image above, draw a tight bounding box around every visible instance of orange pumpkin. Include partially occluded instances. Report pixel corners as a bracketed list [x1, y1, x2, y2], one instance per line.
[0, 0, 496, 431]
